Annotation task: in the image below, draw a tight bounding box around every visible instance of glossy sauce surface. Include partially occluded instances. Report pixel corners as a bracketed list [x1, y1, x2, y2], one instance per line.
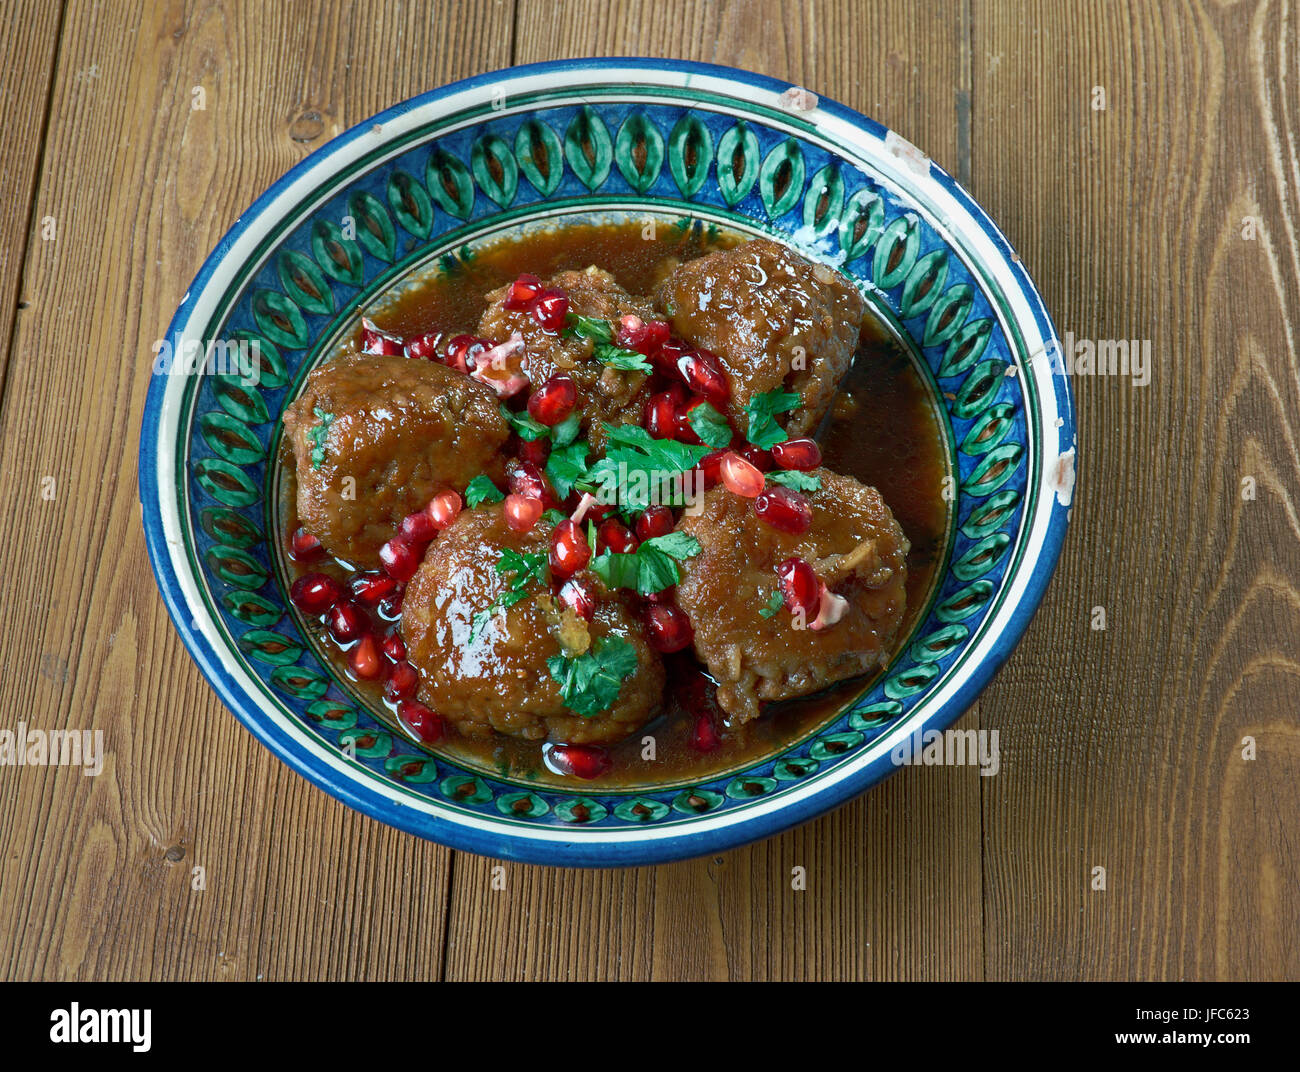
[281, 220, 950, 789]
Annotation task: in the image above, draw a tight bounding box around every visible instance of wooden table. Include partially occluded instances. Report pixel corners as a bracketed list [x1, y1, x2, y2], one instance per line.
[1, 0, 1296, 982]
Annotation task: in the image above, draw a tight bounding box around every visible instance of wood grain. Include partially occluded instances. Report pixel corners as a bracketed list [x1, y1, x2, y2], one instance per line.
[970, 0, 1300, 979]
[0, 0, 513, 981]
[0, 0, 1295, 982]
[0, 0, 63, 392]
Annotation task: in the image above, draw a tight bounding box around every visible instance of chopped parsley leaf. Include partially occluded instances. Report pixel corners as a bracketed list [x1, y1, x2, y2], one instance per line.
[465, 474, 505, 507]
[579, 424, 709, 513]
[469, 548, 548, 640]
[686, 401, 732, 448]
[562, 313, 615, 345]
[745, 389, 801, 449]
[550, 411, 582, 448]
[546, 439, 590, 500]
[547, 635, 639, 716]
[765, 469, 822, 492]
[590, 531, 702, 596]
[593, 342, 652, 374]
[499, 402, 550, 442]
[307, 407, 335, 468]
[758, 589, 785, 619]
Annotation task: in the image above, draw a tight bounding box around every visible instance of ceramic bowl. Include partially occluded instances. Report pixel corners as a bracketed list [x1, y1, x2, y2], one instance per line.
[140, 59, 1075, 865]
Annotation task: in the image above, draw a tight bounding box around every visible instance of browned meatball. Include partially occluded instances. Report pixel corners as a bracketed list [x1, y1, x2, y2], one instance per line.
[674, 469, 909, 724]
[654, 238, 865, 437]
[478, 266, 654, 451]
[401, 504, 665, 744]
[282, 353, 508, 568]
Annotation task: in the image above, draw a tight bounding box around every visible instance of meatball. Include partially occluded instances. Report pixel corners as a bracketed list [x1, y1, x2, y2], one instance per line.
[674, 469, 909, 723]
[401, 504, 664, 744]
[478, 266, 654, 451]
[654, 238, 865, 437]
[281, 352, 508, 568]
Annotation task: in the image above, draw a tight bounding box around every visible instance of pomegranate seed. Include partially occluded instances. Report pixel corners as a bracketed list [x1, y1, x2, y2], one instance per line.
[518, 437, 550, 466]
[654, 338, 693, 376]
[616, 314, 647, 351]
[405, 332, 443, 360]
[530, 288, 569, 331]
[737, 443, 773, 472]
[350, 634, 383, 679]
[503, 273, 544, 311]
[558, 576, 598, 620]
[290, 572, 341, 615]
[289, 526, 323, 561]
[754, 485, 812, 534]
[544, 742, 612, 780]
[644, 603, 694, 653]
[361, 317, 403, 356]
[378, 586, 404, 620]
[504, 493, 543, 531]
[507, 460, 555, 506]
[550, 519, 592, 576]
[772, 437, 822, 470]
[379, 535, 421, 581]
[444, 334, 489, 374]
[675, 347, 730, 407]
[399, 510, 438, 544]
[776, 557, 822, 619]
[691, 712, 721, 752]
[384, 660, 419, 701]
[527, 373, 577, 426]
[719, 451, 765, 498]
[643, 390, 679, 439]
[597, 518, 638, 554]
[635, 506, 674, 542]
[426, 488, 463, 530]
[350, 571, 398, 607]
[327, 599, 368, 643]
[381, 629, 406, 662]
[698, 449, 728, 489]
[616, 315, 672, 354]
[400, 699, 446, 742]
[642, 585, 675, 604]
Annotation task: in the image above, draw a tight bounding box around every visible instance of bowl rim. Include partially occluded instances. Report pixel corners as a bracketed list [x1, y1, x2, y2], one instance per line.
[139, 57, 1075, 866]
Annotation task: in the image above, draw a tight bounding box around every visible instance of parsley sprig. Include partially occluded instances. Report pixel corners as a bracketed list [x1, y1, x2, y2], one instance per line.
[685, 401, 732, 448]
[469, 548, 548, 640]
[578, 424, 709, 513]
[547, 635, 639, 716]
[499, 402, 549, 442]
[744, 389, 801, 449]
[563, 313, 652, 374]
[465, 474, 505, 507]
[590, 531, 702, 596]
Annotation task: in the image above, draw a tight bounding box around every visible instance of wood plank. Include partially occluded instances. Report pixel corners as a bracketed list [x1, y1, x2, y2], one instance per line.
[0, 0, 515, 981]
[0, 0, 64, 391]
[444, 0, 983, 982]
[972, 0, 1300, 979]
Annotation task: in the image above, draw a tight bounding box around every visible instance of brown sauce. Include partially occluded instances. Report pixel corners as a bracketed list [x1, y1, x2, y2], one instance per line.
[280, 219, 950, 790]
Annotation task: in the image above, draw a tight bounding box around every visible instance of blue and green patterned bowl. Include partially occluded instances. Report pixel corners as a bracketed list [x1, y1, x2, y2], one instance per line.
[139, 59, 1075, 866]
